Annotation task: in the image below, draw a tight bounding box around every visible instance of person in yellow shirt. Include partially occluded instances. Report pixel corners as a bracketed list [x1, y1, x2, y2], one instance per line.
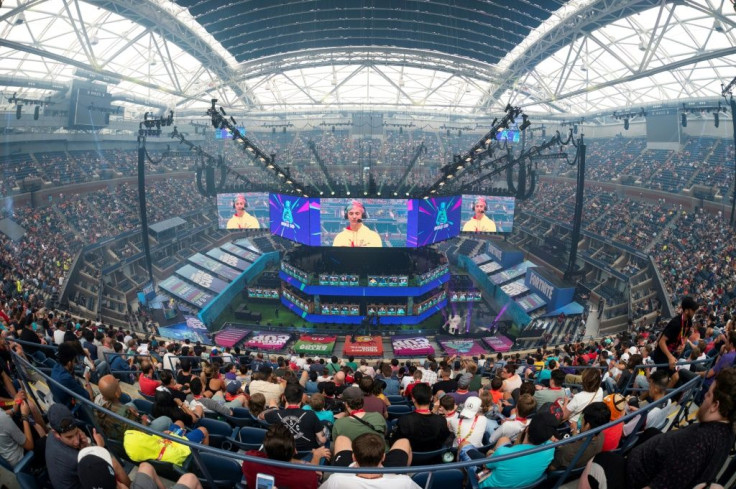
[332, 201, 382, 247]
[226, 194, 260, 229]
[462, 197, 497, 233]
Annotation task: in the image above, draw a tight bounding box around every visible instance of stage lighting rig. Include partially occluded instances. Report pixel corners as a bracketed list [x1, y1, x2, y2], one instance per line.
[207, 99, 308, 196]
[140, 110, 174, 137]
[423, 104, 528, 197]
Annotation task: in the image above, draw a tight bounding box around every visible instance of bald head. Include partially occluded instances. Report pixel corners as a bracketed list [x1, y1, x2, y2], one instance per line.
[98, 374, 120, 401]
[334, 371, 345, 385]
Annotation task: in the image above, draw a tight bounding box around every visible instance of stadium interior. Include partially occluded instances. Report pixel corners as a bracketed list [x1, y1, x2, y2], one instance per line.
[1, 1, 736, 489]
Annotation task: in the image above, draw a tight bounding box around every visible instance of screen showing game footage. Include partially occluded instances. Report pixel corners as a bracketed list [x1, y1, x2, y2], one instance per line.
[217, 192, 269, 230]
[407, 195, 461, 247]
[269, 194, 320, 246]
[319, 198, 408, 248]
[460, 195, 516, 233]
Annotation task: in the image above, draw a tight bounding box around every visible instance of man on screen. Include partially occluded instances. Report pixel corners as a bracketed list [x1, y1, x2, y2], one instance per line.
[333, 201, 383, 247]
[462, 197, 497, 233]
[226, 194, 260, 229]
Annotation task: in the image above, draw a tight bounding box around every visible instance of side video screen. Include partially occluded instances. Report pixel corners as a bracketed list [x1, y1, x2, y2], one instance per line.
[216, 192, 269, 230]
[460, 195, 516, 233]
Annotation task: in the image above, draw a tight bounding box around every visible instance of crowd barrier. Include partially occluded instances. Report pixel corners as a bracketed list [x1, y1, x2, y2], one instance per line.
[5, 345, 710, 489]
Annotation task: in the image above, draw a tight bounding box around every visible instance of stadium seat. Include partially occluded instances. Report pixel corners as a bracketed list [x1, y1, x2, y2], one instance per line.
[195, 417, 238, 448]
[410, 447, 452, 466]
[411, 468, 465, 489]
[146, 454, 193, 482]
[386, 395, 409, 405]
[222, 426, 267, 451]
[0, 451, 47, 489]
[387, 404, 413, 420]
[132, 398, 153, 415]
[181, 451, 245, 489]
[137, 390, 155, 402]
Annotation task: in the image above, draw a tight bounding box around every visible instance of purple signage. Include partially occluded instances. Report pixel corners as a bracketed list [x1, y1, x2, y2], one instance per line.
[392, 336, 435, 356]
[269, 194, 320, 246]
[407, 196, 461, 247]
[437, 337, 487, 356]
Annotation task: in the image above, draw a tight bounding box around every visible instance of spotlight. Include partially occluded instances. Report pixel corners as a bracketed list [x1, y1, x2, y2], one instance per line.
[714, 112, 719, 128]
[519, 114, 531, 131]
[681, 113, 687, 127]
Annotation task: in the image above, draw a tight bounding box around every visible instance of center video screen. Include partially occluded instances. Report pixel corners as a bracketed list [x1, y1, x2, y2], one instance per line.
[460, 195, 516, 233]
[319, 198, 408, 247]
[269, 194, 320, 246]
[216, 192, 269, 230]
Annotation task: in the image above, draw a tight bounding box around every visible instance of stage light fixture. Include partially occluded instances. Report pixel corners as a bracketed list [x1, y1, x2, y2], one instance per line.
[714, 112, 719, 128]
[681, 113, 687, 127]
[624, 118, 629, 130]
[519, 114, 531, 131]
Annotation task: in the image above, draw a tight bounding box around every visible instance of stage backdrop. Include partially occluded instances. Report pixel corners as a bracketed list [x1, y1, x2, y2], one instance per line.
[483, 335, 514, 352]
[293, 335, 337, 355]
[392, 335, 434, 356]
[437, 337, 487, 356]
[343, 335, 384, 356]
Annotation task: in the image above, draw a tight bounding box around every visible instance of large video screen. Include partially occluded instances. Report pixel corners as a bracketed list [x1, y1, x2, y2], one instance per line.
[68, 81, 112, 129]
[319, 198, 408, 247]
[269, 194, 320, 246]
[460, 195, 515, 233]
[216, 192, 269, 230]
[407, 196, 461, 247]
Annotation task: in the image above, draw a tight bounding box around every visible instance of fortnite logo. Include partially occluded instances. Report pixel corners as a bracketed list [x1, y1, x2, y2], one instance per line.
[280, 200, 298, 230]
[433, 202, 452, 231]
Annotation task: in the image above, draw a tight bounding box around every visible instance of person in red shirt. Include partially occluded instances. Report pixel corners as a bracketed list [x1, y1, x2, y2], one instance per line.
[138, 361, 161, 397]
[242, 423, 330, 489]
[403, 370, 427, 401]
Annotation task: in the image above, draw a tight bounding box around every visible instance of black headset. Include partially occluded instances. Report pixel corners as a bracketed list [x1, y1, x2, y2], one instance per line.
[471, 199, 486, 212]
[344, 203, 368, 220]
[232, 196, 248, 209]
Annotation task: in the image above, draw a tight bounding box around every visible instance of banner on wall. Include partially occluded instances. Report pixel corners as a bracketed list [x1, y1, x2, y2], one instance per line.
[437, 337, 487, 356]
[391, 336, 434, 356]
[293, 335, 337, 354]
[158, 320, 212, 345]
[483, 335, 515, 352]
[246, 332, 291, 350]
[343, 335, 384, 356]
[214, 328, 250, 348]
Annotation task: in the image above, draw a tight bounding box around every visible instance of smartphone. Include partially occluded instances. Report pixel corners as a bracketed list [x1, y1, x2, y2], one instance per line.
[256, 473, 275, 489]
[84, 366, 91, 377]
[564, 387, 572, 398]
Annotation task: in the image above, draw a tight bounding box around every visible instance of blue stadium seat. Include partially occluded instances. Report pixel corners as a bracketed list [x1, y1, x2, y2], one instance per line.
[181, 452, 245, 489]
[411, 468, 465, 489]
[195, 417, 238, 448]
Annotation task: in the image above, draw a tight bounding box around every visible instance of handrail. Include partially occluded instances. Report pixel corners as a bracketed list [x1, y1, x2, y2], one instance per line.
[8, 349, 705, 489]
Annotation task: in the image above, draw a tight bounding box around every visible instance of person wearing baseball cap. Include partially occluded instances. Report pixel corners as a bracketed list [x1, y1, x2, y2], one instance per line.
[46, 403, 130, 489]
[450, 395, 487, 457]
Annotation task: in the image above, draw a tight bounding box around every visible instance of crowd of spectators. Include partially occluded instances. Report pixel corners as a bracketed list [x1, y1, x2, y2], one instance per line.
[517, 180, 736, 319]
[1, 301, 734, 489]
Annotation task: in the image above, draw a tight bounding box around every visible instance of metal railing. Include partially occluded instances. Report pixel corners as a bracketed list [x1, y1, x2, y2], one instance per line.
[7, 346, 707, 489]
